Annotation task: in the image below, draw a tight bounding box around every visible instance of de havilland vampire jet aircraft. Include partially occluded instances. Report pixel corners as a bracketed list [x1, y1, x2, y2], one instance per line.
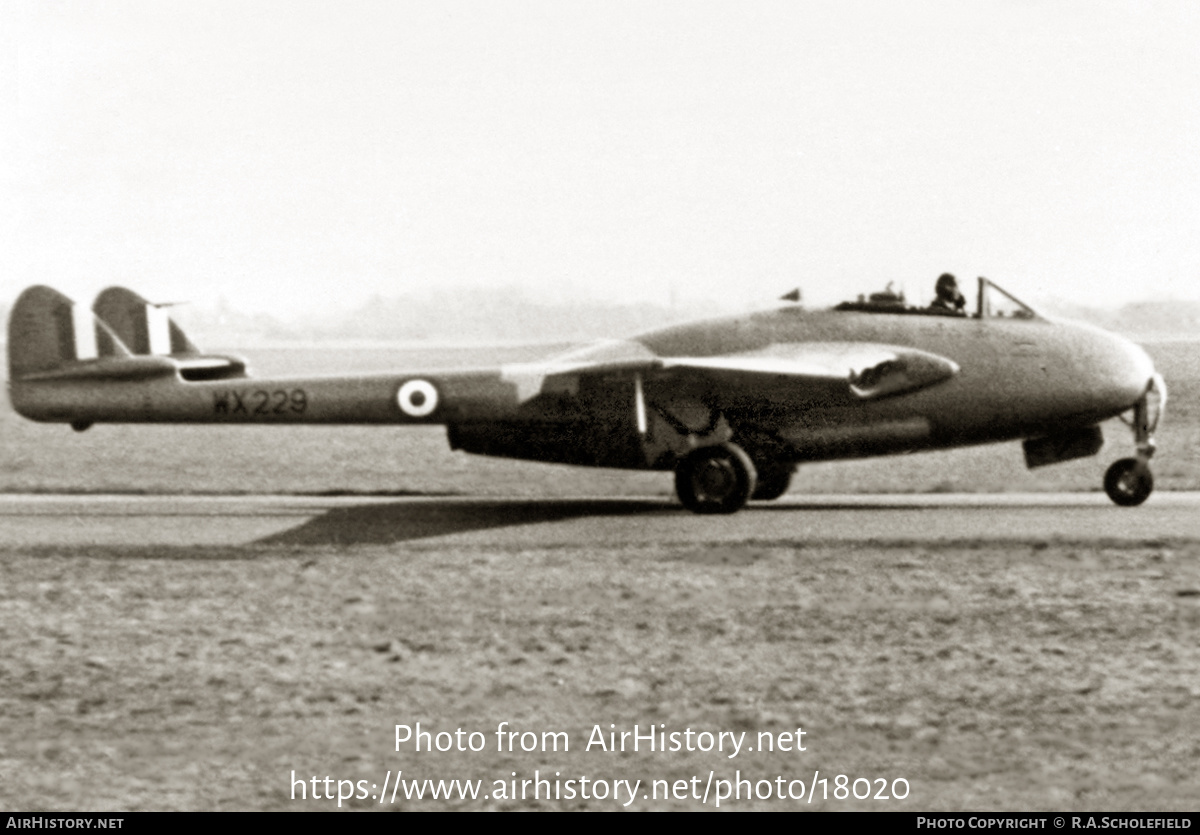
[6, 277, 1166, 514]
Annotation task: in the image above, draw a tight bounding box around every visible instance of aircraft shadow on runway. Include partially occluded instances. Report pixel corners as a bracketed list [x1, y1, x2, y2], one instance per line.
[255, 498, 674, 545]
[752, 496, 1111, 511]
[249, 493, 1128, 546]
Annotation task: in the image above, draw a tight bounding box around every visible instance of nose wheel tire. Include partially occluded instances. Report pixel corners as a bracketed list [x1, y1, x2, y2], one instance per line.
[675, 443, 758, 514]
[1104, 458, 1153, 507]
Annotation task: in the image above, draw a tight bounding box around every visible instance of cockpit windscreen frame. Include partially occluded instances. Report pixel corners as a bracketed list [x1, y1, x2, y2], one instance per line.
[976, 277, 1041, 321]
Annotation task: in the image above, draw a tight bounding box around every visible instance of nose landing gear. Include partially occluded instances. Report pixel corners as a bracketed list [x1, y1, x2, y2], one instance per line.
[1104, 374, 1166, 507]
[1104, 458, 1153, 507]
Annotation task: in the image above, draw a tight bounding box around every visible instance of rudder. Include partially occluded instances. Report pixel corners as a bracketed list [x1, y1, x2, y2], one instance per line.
[7, 286, 130, 380]
[93, 286, 200, 356]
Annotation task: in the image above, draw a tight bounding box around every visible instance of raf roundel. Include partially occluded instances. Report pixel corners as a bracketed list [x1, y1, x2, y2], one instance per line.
[396, 379, 439, 418]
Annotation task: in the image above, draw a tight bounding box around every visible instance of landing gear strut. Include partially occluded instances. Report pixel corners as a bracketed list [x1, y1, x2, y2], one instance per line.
[1104, 375, 1165, 507]
[675, 443, 758, 514]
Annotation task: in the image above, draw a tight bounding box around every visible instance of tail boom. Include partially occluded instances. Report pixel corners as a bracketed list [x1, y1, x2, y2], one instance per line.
[7, 284, 597, 430]
[9, 371, 524, 426]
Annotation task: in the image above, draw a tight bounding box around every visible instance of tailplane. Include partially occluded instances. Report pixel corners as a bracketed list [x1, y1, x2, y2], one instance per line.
[93, 286, 201, 355]
[92, 287, 246, 381]
[8, 285, 248, 426]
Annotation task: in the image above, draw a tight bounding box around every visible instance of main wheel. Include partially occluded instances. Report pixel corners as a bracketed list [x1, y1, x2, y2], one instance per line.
[1104, 458, 1153, 506]
[675, 443, 758, 514]
[751, 462, 794, 501]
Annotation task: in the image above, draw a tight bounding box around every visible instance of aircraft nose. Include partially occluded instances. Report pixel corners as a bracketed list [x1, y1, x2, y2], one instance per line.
[1054, 319, 1159, 422]
[1100, 331, 1158, 412]
[1124, 338, 1155, 393]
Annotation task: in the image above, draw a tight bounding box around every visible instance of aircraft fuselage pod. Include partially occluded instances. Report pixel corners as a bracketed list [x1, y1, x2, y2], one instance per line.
[5, 279, 1164, 513]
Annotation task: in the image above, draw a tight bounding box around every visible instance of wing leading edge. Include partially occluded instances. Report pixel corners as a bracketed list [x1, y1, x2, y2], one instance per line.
[501, 341, 960, 404]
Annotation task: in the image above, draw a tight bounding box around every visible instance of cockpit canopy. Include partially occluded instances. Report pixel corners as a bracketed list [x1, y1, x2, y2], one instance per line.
[977, 278, 1038, 319]
[834, 277, 1039, 320]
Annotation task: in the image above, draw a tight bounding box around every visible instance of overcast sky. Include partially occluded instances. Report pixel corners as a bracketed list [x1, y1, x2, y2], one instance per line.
[4, 1, 1200, 319]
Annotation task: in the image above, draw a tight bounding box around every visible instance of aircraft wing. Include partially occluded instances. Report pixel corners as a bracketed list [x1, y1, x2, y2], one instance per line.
[503, 340, 959, 403]
[659, 343, 960, 400]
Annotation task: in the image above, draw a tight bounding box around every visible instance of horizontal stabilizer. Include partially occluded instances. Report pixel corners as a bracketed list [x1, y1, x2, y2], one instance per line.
[92, 286, 246, 380]
[17, 354, 182, 383]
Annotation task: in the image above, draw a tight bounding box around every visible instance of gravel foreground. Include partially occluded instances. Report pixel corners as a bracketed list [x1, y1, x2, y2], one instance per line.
[2, 537, 1199, 811]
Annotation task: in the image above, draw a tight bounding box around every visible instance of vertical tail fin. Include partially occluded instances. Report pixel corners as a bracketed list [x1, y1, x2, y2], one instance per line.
[7, 286, 131, 380]
[91, 286, 246, 381]
[92, 286, 200, 356]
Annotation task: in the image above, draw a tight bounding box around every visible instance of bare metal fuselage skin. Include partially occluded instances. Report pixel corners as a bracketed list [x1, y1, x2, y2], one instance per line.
[8, 303, 1156, 473]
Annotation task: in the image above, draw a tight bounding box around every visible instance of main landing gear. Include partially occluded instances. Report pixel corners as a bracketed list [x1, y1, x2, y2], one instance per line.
[675, 443, 758, 514]
[1104, 375, 1166, 507]
[673, 444, 797, 513]
[752, 462, 795, 501]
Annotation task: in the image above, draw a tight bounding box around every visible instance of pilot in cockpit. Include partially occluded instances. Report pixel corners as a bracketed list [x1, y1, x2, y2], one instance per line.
[930, 272, 967, 315]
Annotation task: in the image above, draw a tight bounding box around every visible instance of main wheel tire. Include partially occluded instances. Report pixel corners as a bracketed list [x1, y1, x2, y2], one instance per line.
[675, 443, 758, 514]
[1104, 458, 1153, 507]
[751, 463, 794, 501]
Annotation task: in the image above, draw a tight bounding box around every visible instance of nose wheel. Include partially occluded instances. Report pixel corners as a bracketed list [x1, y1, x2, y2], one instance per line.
[1105, 375, 1165, 507]
[1104, 458, 1153, 506]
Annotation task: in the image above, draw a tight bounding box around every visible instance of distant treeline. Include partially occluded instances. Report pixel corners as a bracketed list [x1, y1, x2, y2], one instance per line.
[1038, 299, 1200, 341]
[170, 291, 1200, 346]
[170, 288, 721, 346]
[3, 293, 1198, 349]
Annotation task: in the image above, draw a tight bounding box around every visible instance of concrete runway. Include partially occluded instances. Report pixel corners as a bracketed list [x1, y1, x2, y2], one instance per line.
[3, 491, 1200, 548]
